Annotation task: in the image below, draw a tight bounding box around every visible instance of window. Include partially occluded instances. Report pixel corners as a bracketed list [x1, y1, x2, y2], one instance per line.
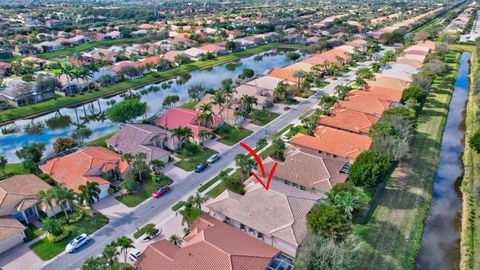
[224, 217, 231, 224]
[284, 180, 290, 185]
[240, 224, 246, 231]
[257, 232, 264, 240]
[248, 227, 255, 234]
[300, 185, 306, 191]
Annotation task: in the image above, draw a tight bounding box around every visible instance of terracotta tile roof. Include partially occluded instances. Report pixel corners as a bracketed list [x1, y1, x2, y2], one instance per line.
[0, 216, 25, 242]
[39, 147, 129, 192]
[335, 90, 392, 115]
[207, 181, 319, 255]
[155, 108, 223, 140]
[318, 107, 380, 134]
[415, 40, 436, 51]
[367, 77, 410, 91]
[290, 130, 371, 160]
[162, 51, 184, 63]
[269, 67, 301, 83]
[399, 50, 428, 56]
[106, 124, 172, 162]
[394, 58, 423, 68]
[0, 174, 51, 210]
[135, 215, 280, 270]
[376, 70, 413, 82]
[284, 62, 313, 72]
[262, 147, 348, 192]
[362, 87, 403, 103]
[110, 61, 136, 72]
[199, 44, 226, 53]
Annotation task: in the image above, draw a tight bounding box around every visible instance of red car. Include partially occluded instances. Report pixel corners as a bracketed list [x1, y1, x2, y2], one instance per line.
[152, 185, 170, 198]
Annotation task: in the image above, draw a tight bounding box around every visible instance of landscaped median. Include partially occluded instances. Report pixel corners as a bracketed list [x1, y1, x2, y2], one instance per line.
[0, 42, 308, 124]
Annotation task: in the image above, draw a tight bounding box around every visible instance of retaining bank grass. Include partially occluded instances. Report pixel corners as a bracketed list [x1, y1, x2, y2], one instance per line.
[357, 51, 461, 270]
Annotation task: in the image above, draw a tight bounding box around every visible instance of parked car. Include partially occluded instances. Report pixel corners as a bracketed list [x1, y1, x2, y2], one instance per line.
[280, 135, 289, 142]
[207, 153, 220, 164]
[152, 185, 171, 198]
[194, 162, 208, 173]
[66, 233, 91, 253]
[129, 249, 142, 261]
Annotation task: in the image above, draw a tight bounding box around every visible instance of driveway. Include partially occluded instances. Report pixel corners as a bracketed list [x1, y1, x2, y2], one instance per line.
[203, 139, 231, 153]
[162, 161, 191, 181]
[95, 196, 131, 219]
[0, 239, 43, 270]
[40, 46, 395, 270]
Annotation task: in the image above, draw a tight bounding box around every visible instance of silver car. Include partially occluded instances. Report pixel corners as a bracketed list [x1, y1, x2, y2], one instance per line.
[65, 233, 91, 253]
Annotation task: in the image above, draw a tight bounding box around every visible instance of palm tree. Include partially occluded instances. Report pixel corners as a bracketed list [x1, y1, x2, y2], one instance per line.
[190, 192, 207, 209]
[273, 85, 287, 101]
[77, 181, 101, 216]
[336, 193, 356, 220]
[59, 63, 73, 86]
[116, 236, 134, 264]
[235, 153, 255, 181]
[240, 95, 257, 112]
[212, 91, 226, 112]
[51, 186, 73, 218]
[131, 152, 149, 182]
[149, 159, 165, 173]
[355, 76, 367, 89]
[37, 189, 55, 217]
[197, 112, 213, 128]
[171, 128, 184, 147]
[168, 234, 183, 246]
[293, 70, 306, 90]
[301, 115, 317, 135]
[198, 129, 212, 145]
[102, 241, 119, 270]
[180, 127, 193, 146]
[199, 103, 212, 114]
[81, 256, 107, 270]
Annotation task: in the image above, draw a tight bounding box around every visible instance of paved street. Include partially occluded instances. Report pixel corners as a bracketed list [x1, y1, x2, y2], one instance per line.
[35, 47, 393, 270]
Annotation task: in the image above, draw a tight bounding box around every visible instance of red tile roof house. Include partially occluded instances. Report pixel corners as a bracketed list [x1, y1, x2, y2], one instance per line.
[199, 44, 228, 56]
[289, 128, 372, 162]
[106, 124, 180, 164]
[39, 146, 130, 200]
[155, 108, 224, 144]
[206, 180, 320, 257]
[0, 175, 68, 254]
[135, 215, 287, 270]
[317, 107, 380, 135]
[262, 147, 349, 194]
[335, 90, 392, 116]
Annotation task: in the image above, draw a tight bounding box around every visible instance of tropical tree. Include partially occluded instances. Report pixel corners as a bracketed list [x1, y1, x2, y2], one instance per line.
[301, 115, 317, 135]
[273, 85, 287, 101]
[0, 155, 7, 176]
[235, 153, 255, 181]
[37, 189, 55, 216]
[293, 70, 306, 90]
[198, 129, 212, 145]
[102, 241, 119, 270]
[51, 186, 75, 218]
[106, 99, 147, 123]
[53, 137, 78, 153]
[354, 76, 367, 89]
[199, 103, 212, 114]
[77, 181, 101, 216]
[190, 192, 208, 209]
[149, 159, 165, 173]
[169, 234, 183, 246]
[15, 143, 45, 163]
[116, 236, 135, 264]
[212, 91, 226, 112]
[197, 112, 214, 128]
[81, 256, 107, 270]
[240, 95, 257, 112]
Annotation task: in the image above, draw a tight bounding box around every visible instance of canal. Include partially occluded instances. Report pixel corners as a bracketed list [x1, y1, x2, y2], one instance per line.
[415, 52, 471, 270]
[0, 50, 298, 162]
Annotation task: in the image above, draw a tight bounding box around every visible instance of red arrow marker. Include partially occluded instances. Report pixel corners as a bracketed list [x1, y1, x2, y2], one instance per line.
[240, 142, 278, 190]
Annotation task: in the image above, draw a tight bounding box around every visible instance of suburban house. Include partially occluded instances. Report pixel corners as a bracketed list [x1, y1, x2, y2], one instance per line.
[0, 174, 67, 254]
[106, 123, 180, 164]
[289, 129, 372, 161]
[284, 61, 313, 73]
[245, 76, 288, 92]
[0, 62, 12, 76]
[39, 146, 130, 200]
[0, 78, 55, 107]
[317, 107, 380, 134]
[57, 74, 96, 95]
[233, 84, 273, 110]
[376, 70, 413, 82]
[394, 57, 424, 69]
[367, 77, 410, 92]
[195, 94, 244, 125]
[207, 181, 319, 257]
[135, 215, 290, 270]
[183, 47, 205, 60]
[199, 44, 228, 56]
[155, 108, 224, 144]
[382, 63, 419, 75]
[335, 90, 392, 116]
[262, 147, 349, 194]
[269, 68, 304, 84]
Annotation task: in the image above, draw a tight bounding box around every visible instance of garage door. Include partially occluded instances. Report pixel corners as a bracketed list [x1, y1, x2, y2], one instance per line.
[0, 233, 23, 255]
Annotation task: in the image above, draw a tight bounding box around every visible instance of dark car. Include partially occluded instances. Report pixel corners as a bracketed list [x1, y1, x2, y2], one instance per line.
[194, 162, 208, 173]
[152, 185, 171, 198]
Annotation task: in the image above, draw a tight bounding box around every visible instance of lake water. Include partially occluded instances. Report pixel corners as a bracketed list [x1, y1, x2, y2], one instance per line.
[415, 52, 471, 270]
[0, 50, 298, 163]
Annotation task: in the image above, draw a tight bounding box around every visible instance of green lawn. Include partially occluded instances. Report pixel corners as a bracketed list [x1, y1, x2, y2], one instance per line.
[206, 170, 242, 198]
[198, 168, 234, 193]
[179, 100, 198, 109]
[248, 109, 279, 126]
[0, 163, 28, 180]
[357, 51, 461, 269]
[171, 201, 185, 211]
[175, 147, 218, 171]
[116, 175, 173, 207]
[276, 124, 293, 137]
[24, 223, 43, 242]
[217, 125, 253, 146]
[30, 212, 109, 260]
[35, 38, 143, 59]
[83, 132, 115, 148]
[286, 125, 308, 138]
[0, 43, 306, 124]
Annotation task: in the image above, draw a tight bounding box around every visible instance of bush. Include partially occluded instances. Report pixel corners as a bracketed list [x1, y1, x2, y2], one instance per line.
[402, 86, 427, 104]
[67, 211, 84, 224]
[348, 150, 391, 192]
[183, 143, 201, 156]
[133, 223, 156, 239]
[470, 131, 480, 153]
[47, 227, 70, 243]
[307, 204, 351, 240]
[53, 137, 78, 153]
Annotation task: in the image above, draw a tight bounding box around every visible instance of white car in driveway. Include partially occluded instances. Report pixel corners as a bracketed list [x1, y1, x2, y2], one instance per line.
[207, 153, 220, 164]
[129, 249, 142, 261]
[65, 233, 91, 253]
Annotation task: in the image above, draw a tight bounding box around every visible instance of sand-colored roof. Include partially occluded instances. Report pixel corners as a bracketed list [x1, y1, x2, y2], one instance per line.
[318, 107, 380, 134]
[269, 67, 302, 83]
[207, 181, 319, 252]
[290, 130, 371, 160]
[0, 174, 51, 210]
[394, 58, 424, 69]
[284, 62, 313, 72]
[376, 70, 413, 82]
[0, 216, 25, 242]
[39, 147, 129, 192]
[362, 87, 404, 103]
[415, 40, 436, 51]
[245, 76, 285, 91]
[367, 77, 409, 91]
[135, 215, 280, 270]
[263, 148, 348, 192]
